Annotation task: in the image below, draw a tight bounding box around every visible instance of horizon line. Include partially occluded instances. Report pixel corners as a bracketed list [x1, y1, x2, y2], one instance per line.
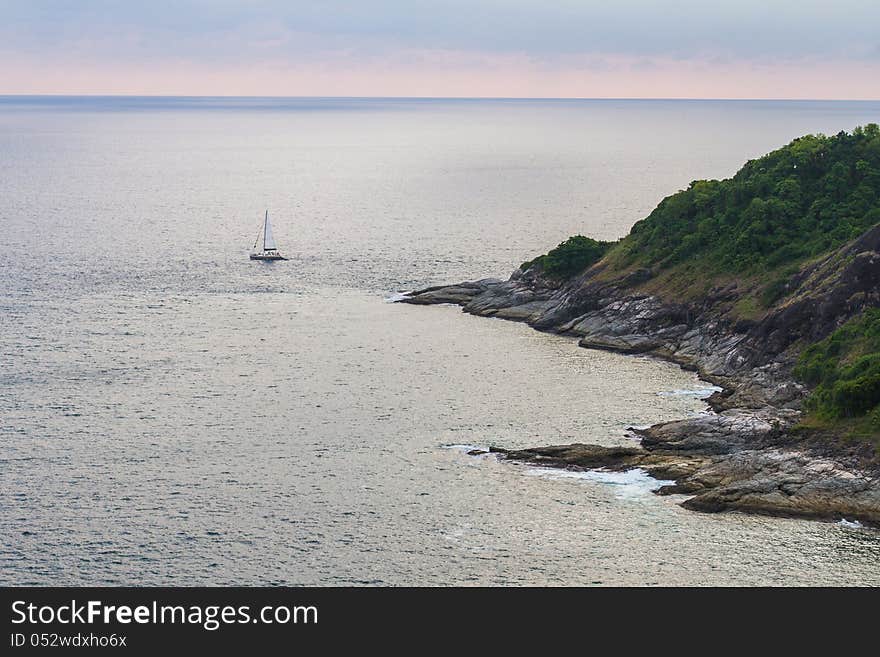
[1, 93, 879, 103]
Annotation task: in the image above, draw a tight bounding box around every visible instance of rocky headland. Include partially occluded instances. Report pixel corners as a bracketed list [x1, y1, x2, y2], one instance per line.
[399, 223, 880, 527]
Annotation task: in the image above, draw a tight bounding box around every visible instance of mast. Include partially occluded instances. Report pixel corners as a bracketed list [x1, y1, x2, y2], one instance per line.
[263, 210, 269, 251]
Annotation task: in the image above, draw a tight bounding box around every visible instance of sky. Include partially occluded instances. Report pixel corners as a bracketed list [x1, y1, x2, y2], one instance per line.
[1, 1, 879, 98]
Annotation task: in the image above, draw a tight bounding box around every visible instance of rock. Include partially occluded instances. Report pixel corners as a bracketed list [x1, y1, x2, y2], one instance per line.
[401, 279, 503, 305]
[680, 449, 880, 525]
[488, 440, 879, 526]
[492, 443, 712, 485]
[621, 267, 654, 287]
[578, 334, 664, 354]
[400, 224, 880, 526]
[635, 412, 780, 455]
[496, 444, 646, 469]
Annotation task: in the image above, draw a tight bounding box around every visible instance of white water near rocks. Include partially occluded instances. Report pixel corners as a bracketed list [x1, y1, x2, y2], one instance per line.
[1, 97, 879, 585]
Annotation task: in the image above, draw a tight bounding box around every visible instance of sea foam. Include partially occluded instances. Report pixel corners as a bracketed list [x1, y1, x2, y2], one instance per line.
[524, 466, 675, 498]
[657, 385, 722, 398]
[838, 518, 865, 529]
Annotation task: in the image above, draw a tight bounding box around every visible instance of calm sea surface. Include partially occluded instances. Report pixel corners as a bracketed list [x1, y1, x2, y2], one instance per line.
[2, 97, 879, 585]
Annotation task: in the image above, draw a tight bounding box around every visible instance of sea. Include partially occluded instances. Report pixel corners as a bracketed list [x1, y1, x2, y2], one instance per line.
[1, 96, 879, 585]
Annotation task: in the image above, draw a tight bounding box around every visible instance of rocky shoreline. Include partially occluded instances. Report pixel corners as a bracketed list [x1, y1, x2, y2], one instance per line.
[399, 229, 880, 526]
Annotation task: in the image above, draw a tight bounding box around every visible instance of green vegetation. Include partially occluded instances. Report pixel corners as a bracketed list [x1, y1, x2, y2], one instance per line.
[523, 125, 880, 314]
[794, 309, 880, 421]
[616, 123, 880, 274]
[521, 235, 612, 279]
[521, 125, 880, 446]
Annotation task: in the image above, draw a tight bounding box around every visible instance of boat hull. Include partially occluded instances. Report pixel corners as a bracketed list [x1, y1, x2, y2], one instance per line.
[249, 253, 287, 261]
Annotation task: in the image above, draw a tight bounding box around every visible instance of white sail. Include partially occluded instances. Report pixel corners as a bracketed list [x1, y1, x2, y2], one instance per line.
[263, 211, 278, 251]
[249, 209, 286, 260]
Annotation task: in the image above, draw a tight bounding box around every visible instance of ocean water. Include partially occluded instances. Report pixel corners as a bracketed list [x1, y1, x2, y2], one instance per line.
[1, 96, 879, 586]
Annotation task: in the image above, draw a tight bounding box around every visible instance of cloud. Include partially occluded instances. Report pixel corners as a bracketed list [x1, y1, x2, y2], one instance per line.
[5, 1, 880, 59]
[1, 1, 879, 96]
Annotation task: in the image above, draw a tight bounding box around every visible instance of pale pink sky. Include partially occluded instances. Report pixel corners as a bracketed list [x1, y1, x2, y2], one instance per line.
[2, 2, 879, 99]
[3, 53, 878, 99]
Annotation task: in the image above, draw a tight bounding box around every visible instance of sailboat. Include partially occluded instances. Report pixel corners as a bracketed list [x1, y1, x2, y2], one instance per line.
[249, 210, 287, 261]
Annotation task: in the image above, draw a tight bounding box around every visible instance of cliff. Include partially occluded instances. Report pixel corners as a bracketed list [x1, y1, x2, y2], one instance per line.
[400, 126, 880, 526]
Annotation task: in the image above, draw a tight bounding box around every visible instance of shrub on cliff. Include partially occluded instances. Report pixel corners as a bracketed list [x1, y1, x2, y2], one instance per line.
[795, 309, 880, 419]
[520, 125, 880, 285]
[521, 235, 613, 279]
[616, 124, 880, 274]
